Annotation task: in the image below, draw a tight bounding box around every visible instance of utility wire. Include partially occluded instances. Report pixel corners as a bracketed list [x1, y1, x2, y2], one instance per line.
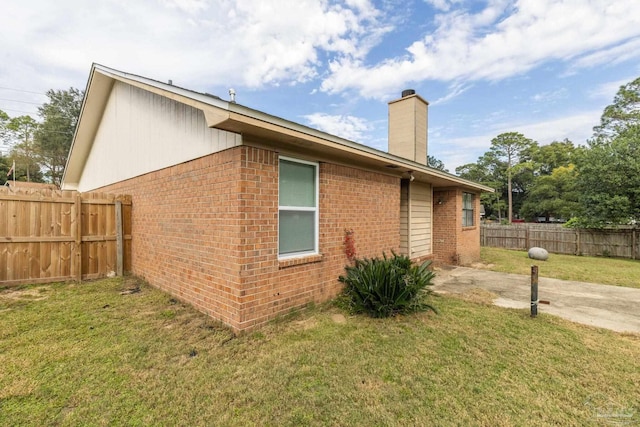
[0, 86, 46, 96]
[0, 97, 43, 105]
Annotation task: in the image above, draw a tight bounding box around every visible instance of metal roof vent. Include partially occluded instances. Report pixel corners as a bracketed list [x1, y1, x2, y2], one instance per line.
[401, 89, 415, 97]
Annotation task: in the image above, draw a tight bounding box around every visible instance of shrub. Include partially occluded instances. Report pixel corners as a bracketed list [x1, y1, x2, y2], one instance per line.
[338, 252, 437, 318]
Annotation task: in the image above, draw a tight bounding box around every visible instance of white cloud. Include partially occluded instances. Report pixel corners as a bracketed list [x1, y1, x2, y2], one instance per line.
[588, 77, 635, 102]
[321, 0, 640, 99]
[433, 109, 601, 172]
[303, 112, 372, 141]
[161, 0, 208, 14]
[422, 0, 462, 12]
[571, 38, 640, 69]
[0, 0, 388, 93]
[510, 111, 599, 145]
[431, 82, 473, 105]
[530, 88, 568, 103]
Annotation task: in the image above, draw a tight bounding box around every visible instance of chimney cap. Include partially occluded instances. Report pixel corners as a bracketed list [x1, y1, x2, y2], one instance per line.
[401, 89, 416, 97]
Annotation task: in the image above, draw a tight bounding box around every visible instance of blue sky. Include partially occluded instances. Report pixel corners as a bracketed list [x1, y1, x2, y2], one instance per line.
[1, 0, 639, 172]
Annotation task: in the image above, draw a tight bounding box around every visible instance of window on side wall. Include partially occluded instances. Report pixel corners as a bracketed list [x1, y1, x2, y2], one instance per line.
[278, 157, 319, 258]
[462, 192, 475, 227]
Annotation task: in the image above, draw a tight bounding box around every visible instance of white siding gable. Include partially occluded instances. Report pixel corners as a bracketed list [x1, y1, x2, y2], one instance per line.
[76, 81, 241, 191]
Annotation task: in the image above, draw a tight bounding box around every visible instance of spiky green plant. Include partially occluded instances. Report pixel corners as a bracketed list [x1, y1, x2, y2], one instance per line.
[338, 251, 437, 317]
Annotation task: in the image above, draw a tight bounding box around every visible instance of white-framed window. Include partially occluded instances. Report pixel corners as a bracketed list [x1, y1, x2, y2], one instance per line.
[462, 192, 475, 227]
[278, 156, 319, 258]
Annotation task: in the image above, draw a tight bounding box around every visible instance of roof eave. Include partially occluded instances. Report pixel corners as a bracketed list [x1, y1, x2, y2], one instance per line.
[63, 64, 493, 193]
[210, 103, 493, 192]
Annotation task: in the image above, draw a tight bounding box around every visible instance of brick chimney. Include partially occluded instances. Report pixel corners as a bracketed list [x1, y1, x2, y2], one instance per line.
[388, 89, 428, 165]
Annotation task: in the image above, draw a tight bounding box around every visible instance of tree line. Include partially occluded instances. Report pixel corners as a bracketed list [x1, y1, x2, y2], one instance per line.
[454, 76, 640, 228]
[1, 88, 83, 187]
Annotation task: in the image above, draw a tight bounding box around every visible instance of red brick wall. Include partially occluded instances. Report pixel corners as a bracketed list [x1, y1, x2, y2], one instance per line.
[458, 193, 481, 265]
[98, 148, 245, 327]
[433, 189, 458, 264]
[432, 189, 481, 265]
[97, 145, 400, 331]
[237, 157, 400, 330]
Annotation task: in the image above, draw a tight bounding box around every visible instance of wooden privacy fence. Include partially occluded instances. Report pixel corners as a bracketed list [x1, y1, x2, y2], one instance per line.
[0, 187, 131, 286]
[481, 223, 640, 259]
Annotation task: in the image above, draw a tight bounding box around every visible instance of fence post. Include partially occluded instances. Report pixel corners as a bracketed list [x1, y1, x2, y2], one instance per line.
[575, 229, 581, 256]
[74, 192, 82, 281]
[525, 227, 530, 250]
[531, 265, 538, 317]
[115, 200, 124, 276]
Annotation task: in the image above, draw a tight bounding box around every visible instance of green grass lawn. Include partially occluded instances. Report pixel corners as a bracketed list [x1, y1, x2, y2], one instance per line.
[1, 277, 638, 426]
[480, 247, 640, 288]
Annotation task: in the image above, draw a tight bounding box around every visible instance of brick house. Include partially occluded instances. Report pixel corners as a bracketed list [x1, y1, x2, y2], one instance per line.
[62, 64, 492, 332]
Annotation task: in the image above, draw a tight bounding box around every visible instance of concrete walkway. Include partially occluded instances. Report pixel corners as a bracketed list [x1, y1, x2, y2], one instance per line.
[432, 267, 640, 334]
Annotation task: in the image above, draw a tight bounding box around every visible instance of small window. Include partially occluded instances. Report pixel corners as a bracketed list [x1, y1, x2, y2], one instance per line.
[462, 192, 475, 227]
[278, 157, 319, 258]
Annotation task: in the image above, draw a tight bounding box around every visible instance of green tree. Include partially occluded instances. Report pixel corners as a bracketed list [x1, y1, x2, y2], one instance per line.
[520, 165, 580, 222]
[456, 152, 507, 221]
[427, 155, 448, 172]
[7, 115, 38, 144]
[0, 155, 12, 185]
[488, 132, 536, 222]
[524, 139, 576, 176]
[7, 115, 42, 182]
[575, 125, 640, 226]
[573, 76, 640, 227]
[34, 88, 83, 186]
[592, 77, 640, 140]
[0, 109, 11, 156]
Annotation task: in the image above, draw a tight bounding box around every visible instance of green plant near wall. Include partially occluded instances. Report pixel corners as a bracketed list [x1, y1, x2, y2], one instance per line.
[338, 251, 437, 318]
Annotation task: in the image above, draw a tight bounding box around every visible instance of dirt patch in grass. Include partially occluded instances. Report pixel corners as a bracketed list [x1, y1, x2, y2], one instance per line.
[454, 287, 498, 305]
[0, 285, 54, 313]
[293, 317, 319, 330]
[1, 286, 52, 302]
[330, 313, 347, 324]
[469, 261, 495, 269]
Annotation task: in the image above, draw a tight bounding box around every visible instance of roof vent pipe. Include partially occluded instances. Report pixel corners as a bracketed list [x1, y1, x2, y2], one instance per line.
[229, 88, 236, 103]
[168, 79, 173, 85]
[402, 89, 416, 97]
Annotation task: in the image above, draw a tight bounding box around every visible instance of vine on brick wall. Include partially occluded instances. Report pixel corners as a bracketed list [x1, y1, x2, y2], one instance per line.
[344, 229, 356, 262]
